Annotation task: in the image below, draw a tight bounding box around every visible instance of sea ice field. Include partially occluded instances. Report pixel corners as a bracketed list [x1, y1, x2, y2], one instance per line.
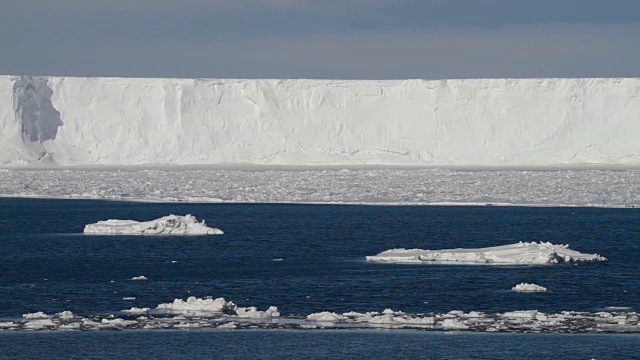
[1, 167, 639, 207]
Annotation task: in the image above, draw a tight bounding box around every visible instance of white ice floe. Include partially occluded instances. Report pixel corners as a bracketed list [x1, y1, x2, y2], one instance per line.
[83, 214, 223, 235]
[512, 283, 548, 292]
[22, 311, 51, 319]
[156, 296, 237, 315]
[366, 242, 607, 265]
[122, 307, 150, 315]
[441, 318, 470, 330]
[156, 296, 279, 319]
[55, 311, 75, 320]
[24, 319, 56, 329]
[307, 312, 347, 323]
[216, 322, 238, 329]
[131, 276, 148, 281]
[98, 318, 138, 329]
[235, 306, 280, 319]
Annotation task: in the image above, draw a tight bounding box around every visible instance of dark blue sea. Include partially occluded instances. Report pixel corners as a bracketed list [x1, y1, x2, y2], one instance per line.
[0, 198, 639, 359]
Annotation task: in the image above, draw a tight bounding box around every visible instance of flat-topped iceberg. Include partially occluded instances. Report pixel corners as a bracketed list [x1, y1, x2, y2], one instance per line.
[83, 214, 223, 235]
[365, 242, 606, 265]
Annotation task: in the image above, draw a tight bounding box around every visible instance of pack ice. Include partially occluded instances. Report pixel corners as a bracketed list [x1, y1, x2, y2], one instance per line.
[365, 242, 606, 265]
[83, 214, 223, 235]
[1, 75, 639, 166]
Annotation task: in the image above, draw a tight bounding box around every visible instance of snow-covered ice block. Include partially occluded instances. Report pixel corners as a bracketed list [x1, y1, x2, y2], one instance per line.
[306, 312, 346, 322]
[366, 242, 606, 265]
[22, 311, 51, 319]
[235, 306, 280, 318]
[24, 319, 56, 329]
[156, 297, 237, 314]
[83, 214, 223, 235]
[441, 318, 470, 330]
[512, 283, 548, 292]
[122, 307, 150, 315]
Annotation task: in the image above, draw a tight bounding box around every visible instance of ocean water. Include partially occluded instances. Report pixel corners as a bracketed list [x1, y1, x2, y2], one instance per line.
[1, 330, 639, 359]
[0, 198, 639, 358]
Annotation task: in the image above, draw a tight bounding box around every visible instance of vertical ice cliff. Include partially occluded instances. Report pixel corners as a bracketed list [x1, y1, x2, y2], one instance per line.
[0, 75, 638, 166]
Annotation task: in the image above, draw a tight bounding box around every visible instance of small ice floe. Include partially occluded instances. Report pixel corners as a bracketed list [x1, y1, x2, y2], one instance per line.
[155, 296, 280, 320]
[272, 258, 283, 262]
[131, 276, 148, 281]
[502, 310, 542, 319]
[83, 214, 223, 235]
[366, 242, 607, 265]
[441, 318, 470, 330]
[156, 296, 237, 315]
[307, 312, 346, 323]
[512, 283, 548, 292]
[216, 321, 237, 329]
[24, 319, 56, 329]
[99, 318, 137, 329]
[235, 306, 280, 319]
[122, 297, 136, 300]
[122, 307, 150, 315]
[55, 311, 75, 320]
[22, 312, 51, 319]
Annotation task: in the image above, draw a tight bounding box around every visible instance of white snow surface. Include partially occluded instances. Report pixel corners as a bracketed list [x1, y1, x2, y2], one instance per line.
[365, 242, 606, 265]
[512, 283, 548, 292]
[83, 214, 223, 235]
[1, 75, 639, 167]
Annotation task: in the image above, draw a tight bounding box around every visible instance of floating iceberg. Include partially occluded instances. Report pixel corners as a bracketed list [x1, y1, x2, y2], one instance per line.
[365, 242, 606, 265]
[155, 296, 279, 318]
[156, 296, 237, 314]
[512, 283, 548, 292]
[83, 214, 223, 235]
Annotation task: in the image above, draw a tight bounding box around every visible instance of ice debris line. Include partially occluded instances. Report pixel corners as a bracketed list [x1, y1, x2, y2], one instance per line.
[366, 242, 606, 265]
[2, 297, 638, 333]
[83, 214, 223, 235]
[1, 75, 639, 167]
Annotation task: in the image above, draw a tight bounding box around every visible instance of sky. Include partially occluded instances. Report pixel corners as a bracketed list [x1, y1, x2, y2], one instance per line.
[1, 0, 639, 79]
